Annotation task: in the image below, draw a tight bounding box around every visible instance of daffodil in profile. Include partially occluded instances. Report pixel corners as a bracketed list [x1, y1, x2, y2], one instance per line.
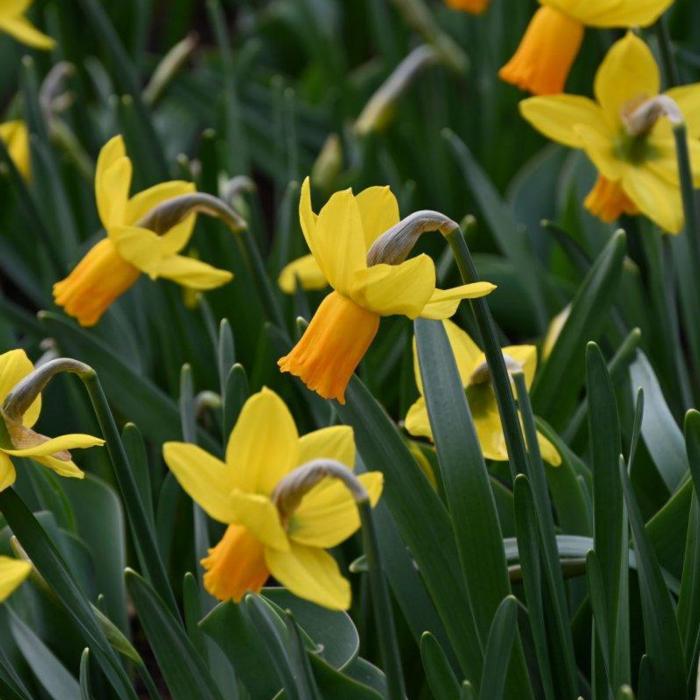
[0, 556, 31, 603]
[163, 387, 383, 610]
[54, 135, 232, 326]
[278, 178, 495, 403]
[0, 0, 54, 50]
[0, 350, 105, 490]
[520, 33, 700, 233]
[405, 320, 560, 465]
[0, 120, 30, 180]
[445, 0, 489, 14]
[500, 0, 673, 95]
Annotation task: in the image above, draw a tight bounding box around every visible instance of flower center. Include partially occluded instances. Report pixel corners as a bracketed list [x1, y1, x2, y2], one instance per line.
[613, 131, 657, 166]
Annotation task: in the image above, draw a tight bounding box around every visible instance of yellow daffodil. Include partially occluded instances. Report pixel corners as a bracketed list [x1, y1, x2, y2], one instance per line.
[53, 135, 232, 327]
[0, 349, 105, 490]
[0, 0, 54, 49]
[520, 33, 700, 233]
[163, 387, 383, 610]
[500, 0, 673, 95]
[278, 178, 495, 403]
[0, 120, 30, 180]
[445, 0, 490, 14]
[405, 319, 561, 465]
[0, 556, 31, 602]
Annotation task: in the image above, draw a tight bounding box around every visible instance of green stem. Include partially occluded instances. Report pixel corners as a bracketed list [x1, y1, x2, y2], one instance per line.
[673, 123, 700, 270]
[358, 499, 406, 700]
[80, 369, 179, 617]
[445, 228, 529, 479]
[655, 15, 680, 88]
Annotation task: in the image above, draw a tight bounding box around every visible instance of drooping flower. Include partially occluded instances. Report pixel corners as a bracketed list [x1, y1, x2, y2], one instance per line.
[0, 556, 31, 603]
[0, 0, 54, 50]
[0, 350, 105, 490]
[278, 178, 495, 403]
[519, 32, 700, 233]
[163, 387, 383, 610]
[53, 135, 232, 326]
[445, 0, 490, 15]
[0, 120, 30, 180]
[405, 319, 561, 465]
[499, 0, 673, 95]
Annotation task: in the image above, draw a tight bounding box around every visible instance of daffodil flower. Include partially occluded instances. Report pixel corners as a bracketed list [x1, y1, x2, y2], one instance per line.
[0, 0, 54, 49]
[500, 0, 673, 95]
[54, 135, 232, 326]
[405, 319, 561, 465]
[0, 556, 31, 603]
[163, 387, 383, 610]
[0, 350, 105, 490]
[445, 0, 490, 15]
[278, 178, 495, 403]
[519, 33, 700, 234]
[0, 120, 30, 180]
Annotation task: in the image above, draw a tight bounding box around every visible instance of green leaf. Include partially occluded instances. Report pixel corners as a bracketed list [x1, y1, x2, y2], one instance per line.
[79, 649, 92, 700]
[619, 457, 686, 698]
[533, 230, 626, 428]
[126, 569, 225, 700]
[306, 653, 383, 700]
[629, 351, 687, 492]
[343, 658, 387, 697]
[420, 632, 460, 700]
[478, 596, 518, 700]
[223, 363, 249, 440]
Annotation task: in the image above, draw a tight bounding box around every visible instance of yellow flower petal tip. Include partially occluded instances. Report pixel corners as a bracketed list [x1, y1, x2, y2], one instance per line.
[445, 0, 490, 14]
[0, 1, 55, 50]
[0, 121, 31, 180]
[53, 136, 231, 326]
[0, 557, 32, 603]
[279, 291, 380, 404]
[499, 6, 584, 96]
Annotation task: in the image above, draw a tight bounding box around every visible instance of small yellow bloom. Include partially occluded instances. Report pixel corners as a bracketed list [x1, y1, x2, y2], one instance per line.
[163, 387, 383, 610]
[0, 0, 54, 49]
[0, 349, 105, 490]
[520, 33, 700, 233]
[278, 178, 495, 403]
[405, 319, 561, 465]
[0, 120, 30, 180]
[500, 0, 673, 95]
[445, 0, 490, 14]
[54, 135, 232, 326]
[0, 556, 31, 602]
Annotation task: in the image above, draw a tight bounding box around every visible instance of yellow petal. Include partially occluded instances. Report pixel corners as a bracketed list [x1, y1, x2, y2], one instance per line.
[289, 472, 383, 548]
[355, 185, 400, 248]
[32, 454, 85, 479]
[229, 490, 289, 551]
[95, 136, 132, 229]
[0, 1, 32, 17]
[0, 15, 54, 49]
[0, 557, 32, 603]
[226, 388, 299, 496]
[125, 180, 196, 253]
[666, 84, 700, 139]
[0, 120, 30, 180]
[500, 345, 538, 389]
[163, 442, 237, 523]
[420, 282, 496, 320]
[404, 396, 433, 440]
[538, 432, 561, 466]
[152, 255, 233, 290]
[520, 95, 609, 149]
[594, 33, 660, 128]
[264, 541, 351, 610]
[574, 123, 624, 181]
[0, 453, 16, 492]
[622, 165, 683, 234]
[296, 426, 355, 469]
[278, 254, 327, 294]
[108, 226, 163, 274]
[350, 254, 435, 318]
[544, 0, 673, 27]
[2, 432, 104, 458]
[470, 389, 509, 461]
[0, 349, 40, 427]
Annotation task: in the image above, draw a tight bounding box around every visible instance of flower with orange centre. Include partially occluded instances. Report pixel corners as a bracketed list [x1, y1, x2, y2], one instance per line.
[0, 350, 105, 490]
[0, 120, 30, 180]
[278, 178, 496, 403]
[53, 135, 232, 326]
[163, 387, 383, 610]
[0, 0, 54, 49]
[519, 32, 700, 233]
[445, 0, 489, 14]
[499, 0, 673, 95]
[405, 319, 561, 465]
